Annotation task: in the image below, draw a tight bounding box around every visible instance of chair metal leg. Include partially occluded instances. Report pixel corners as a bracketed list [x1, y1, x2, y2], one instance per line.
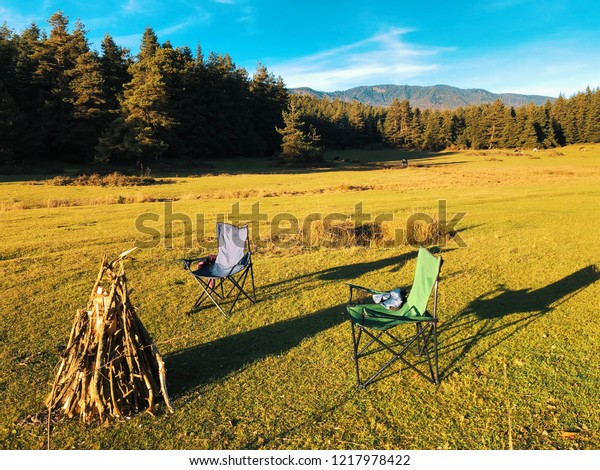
[187, 264, 257, 317]
[249, 263, 257, 302]
[350, 320, 440, 388]
[350, 322, 363, 389]
[432, 322, 440, 385]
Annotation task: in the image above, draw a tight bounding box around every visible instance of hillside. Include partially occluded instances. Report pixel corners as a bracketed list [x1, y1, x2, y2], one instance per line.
[290, 84, 554, 110]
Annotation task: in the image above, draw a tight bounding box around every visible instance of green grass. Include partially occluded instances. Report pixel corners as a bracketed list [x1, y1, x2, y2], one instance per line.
[1, 145, 600, 449]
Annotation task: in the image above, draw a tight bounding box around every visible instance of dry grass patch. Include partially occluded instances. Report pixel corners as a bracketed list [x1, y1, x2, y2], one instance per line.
[45, 172, 170, 187]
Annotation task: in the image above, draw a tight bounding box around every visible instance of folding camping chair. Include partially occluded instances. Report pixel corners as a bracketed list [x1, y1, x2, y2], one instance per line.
[181, 222, 256, 316]
[346, 247, 443, 388]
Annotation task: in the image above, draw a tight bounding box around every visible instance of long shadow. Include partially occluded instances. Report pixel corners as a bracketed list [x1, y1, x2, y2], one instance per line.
[0, 151, 464, 180]
[468, 265, 600, 319]
[165, 303, 347, 396]
[262, 250, 419, 291]
[255, 249, 457, 311]
[153, 151, 462, 177]
[185, 250, 425, 316]
[259, 247, 456, 298]
[171, 247, 458, 395]
[439, 265, 600, 377]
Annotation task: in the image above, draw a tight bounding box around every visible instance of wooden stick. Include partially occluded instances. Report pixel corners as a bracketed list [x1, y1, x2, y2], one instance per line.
[47, 252, 174, 425]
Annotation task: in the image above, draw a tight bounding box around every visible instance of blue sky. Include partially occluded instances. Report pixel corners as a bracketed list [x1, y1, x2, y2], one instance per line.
[1, 0, 599, 96]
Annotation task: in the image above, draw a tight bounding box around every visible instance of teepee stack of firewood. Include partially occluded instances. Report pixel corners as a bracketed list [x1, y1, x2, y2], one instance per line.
[46, 249, 173, 423]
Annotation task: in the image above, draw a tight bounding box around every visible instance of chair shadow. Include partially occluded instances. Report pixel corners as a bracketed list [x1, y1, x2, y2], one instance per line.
[186, 249, 424, 316]
[172, 248, 448, 395]
[259, 247, 455, 301]
[263, 249, 420, 288]
[169, 246, 462, 396]
[165, 303, 348, 397]
[439, 264, 600, 377]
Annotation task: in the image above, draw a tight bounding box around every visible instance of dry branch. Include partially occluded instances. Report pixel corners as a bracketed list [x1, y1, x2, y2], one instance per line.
[46, 250, 173, 423]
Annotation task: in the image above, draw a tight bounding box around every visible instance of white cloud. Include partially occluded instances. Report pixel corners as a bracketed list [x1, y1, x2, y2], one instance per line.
[121, 0, 158, 16]
[109, 31, 143, 51]
[122, 0, 140, 14]
[0, 6, 39, 30]
[157, 21, 193, 36]
[269, 29, 444, 91]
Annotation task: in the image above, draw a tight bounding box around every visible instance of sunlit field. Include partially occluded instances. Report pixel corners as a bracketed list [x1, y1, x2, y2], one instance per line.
[1, 145, 599, 450]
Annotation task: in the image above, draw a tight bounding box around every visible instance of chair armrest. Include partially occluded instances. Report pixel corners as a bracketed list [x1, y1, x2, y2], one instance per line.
[347, 283, 386, 295]
[347, 283, 386, 304]
[177, 257, 208, 270]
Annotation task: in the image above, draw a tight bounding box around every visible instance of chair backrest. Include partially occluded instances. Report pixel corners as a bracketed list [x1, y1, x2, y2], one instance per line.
[406, 247, 442, 316]
[215, 223, 249, 267]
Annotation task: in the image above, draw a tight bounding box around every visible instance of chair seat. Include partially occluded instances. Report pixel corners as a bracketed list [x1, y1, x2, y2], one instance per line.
[347, 303, 434, 330]
[192, 261, 246, 279]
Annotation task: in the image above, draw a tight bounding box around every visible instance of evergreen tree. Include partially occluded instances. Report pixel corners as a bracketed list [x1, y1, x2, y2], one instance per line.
[585, 88, 600, 142]
[499, 107, 519, 148]
[0, 22, 18, 92]
[439, 111, 462, 149]
[100, 34, 130, 112]
[384, 99, 414, 147]
[173, 43, 209, 159]
[67, 51, 108, 160]
[549, 95, 567, 146]
[33, 11, 91, 159]
[204, 52, 252, 156]
[249, 63, 288, 155]
[346, 103, 366, 146]
[0, 81, 22, 164]
[276, 102, 322, 163]
[540, 100, 558, 148]
[117, 32, 178, 163]
[516, 107, 539, 148]
[138, 27, 159, 62]
[462, 106, 485, 149]
[483, 100, 506, 149]
[420, 110, 443, 150]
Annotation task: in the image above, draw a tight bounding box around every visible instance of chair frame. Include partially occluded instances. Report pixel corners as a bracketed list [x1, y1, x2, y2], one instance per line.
[182, 224, 256, 317]
[347, 254, 442, 389]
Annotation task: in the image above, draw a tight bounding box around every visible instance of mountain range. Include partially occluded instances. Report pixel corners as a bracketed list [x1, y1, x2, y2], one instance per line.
[290, 84, 554, 110]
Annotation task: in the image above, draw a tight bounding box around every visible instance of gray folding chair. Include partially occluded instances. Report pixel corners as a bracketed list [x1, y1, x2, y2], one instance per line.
[181, 223, 256, 316]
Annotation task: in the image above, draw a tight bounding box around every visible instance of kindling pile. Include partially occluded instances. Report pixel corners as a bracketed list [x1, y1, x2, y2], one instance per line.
[46, 249, 173, 423]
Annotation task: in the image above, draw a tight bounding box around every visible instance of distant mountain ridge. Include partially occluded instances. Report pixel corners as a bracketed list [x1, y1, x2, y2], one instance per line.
[290, 84, 554, 110]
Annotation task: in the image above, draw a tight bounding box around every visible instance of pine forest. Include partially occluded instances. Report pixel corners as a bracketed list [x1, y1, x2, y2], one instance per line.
[1, 11, 600, 166]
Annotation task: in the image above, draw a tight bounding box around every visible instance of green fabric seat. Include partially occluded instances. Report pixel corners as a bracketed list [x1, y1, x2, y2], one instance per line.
[346, 247, 443, 388]
[347, 303, 434, 329]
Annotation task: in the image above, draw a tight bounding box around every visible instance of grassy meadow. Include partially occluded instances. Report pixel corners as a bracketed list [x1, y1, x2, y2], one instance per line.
[1, 145, 600, 450]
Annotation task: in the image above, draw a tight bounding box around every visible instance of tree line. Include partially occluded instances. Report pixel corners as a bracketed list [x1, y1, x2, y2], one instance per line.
[1, 11, 600, 167]
[293, 88, 600, 152]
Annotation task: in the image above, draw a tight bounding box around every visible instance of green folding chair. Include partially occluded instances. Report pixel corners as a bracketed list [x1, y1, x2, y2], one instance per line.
[346, 247, 443, 388]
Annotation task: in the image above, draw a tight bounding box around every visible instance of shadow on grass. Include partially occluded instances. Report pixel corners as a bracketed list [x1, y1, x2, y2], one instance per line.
[168, 249, 441, 396]
[261, 249, 420, 292]
[260, 248, 465, 311]
[165, 303, 347, 397]
[439, 264, 600, 377]
[1, 149, 468, 181]
[170, 246, 461, 395]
